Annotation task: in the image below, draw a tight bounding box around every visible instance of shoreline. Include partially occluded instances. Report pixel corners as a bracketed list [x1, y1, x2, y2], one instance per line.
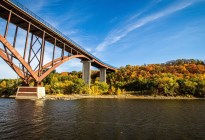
[43, 94, 204, 100]
[1, 94, 204, 100]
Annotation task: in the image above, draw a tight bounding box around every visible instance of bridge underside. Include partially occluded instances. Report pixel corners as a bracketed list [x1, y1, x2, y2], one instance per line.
[0, 0, 116, 71]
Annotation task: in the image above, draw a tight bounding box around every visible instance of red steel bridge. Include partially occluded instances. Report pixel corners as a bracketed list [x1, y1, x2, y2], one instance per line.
[0, 0, 117, 86]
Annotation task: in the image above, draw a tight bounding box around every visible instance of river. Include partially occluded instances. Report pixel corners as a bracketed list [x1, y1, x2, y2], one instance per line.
[0, 98, 205, 139]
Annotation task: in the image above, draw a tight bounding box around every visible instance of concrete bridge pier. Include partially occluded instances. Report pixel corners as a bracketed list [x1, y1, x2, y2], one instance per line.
[100, 68, 106, 83]
[81, 60, 92, 86]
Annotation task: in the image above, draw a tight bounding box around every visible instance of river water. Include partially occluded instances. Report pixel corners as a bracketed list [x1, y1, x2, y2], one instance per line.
[0, 98, 205, 140]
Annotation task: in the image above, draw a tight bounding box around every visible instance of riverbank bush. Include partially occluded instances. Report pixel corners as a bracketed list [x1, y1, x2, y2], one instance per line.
[90, 82, 109, 95]
[0, 79, 18, 97]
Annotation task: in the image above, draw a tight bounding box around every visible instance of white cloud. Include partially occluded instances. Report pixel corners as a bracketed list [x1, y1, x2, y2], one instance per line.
[95, 1, 195, 52]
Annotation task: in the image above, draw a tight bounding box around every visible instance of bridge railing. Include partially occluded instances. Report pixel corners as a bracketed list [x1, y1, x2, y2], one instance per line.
[9, 0, 117, 69]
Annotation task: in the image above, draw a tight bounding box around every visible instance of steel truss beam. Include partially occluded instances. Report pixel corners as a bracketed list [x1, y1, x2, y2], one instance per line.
[0, 35, 89, 84]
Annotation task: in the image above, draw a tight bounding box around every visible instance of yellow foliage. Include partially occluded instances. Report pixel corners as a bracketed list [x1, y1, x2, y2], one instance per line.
[116, 88, 121, 95]
[56, 93, 64, 96]
[0, 81, 6, 88]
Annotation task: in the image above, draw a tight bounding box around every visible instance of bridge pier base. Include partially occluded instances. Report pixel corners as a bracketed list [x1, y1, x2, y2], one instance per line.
[81, 60, 92, 86]
[100, 68, 106, 83]
[16, 86, 45, 99]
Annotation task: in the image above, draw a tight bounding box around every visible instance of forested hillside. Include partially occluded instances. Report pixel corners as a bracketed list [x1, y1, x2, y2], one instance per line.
[0, 59, 205, 97]
[108, 59, 205, 97]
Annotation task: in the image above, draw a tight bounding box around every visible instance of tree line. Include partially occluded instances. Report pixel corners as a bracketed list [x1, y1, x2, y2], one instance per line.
[0, 59, 205, 97]
[108, 59, 205, 97]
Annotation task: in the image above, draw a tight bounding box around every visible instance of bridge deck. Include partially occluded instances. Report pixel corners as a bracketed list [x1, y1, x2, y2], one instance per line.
[0, 0, 116, 71]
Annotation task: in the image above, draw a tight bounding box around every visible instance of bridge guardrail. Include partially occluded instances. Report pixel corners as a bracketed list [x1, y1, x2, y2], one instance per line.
[9, 0, 117, 69]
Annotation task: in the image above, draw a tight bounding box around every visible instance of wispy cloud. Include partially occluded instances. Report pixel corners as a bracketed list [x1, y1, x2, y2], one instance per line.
[166, 26, 201, 41]
[95, 1, 195, 52]
[22, 0, 63, 13]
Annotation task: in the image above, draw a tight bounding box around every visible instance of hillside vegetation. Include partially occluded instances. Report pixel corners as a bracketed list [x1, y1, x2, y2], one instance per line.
[108, 59, 205, 97]
[0, 59, 205, 97]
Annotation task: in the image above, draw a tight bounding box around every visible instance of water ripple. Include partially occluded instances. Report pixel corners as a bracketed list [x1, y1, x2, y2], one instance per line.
[0, 99, 205, 139]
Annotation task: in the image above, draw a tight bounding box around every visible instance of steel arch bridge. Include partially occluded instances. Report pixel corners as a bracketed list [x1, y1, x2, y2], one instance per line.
[0, 0, 117, 86]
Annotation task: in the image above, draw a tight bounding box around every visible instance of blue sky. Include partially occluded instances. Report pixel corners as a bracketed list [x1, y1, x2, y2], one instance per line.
[0, 0, 205, 78]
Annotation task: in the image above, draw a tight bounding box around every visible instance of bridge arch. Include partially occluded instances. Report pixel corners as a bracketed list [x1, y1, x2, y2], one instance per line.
[37, 54, 90, 82]
[0, 35, 91, 83]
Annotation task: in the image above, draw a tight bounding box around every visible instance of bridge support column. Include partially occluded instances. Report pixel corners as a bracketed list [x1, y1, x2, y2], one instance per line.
[100, 68, 107, 83]
[81, 60, 92, 86]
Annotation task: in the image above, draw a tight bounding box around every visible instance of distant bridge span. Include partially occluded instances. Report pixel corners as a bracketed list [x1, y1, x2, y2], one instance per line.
[0, 0, 117, 86]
